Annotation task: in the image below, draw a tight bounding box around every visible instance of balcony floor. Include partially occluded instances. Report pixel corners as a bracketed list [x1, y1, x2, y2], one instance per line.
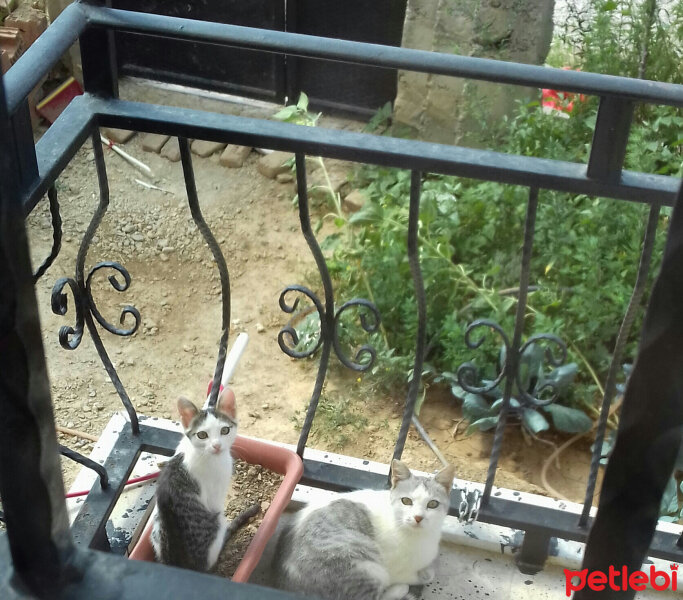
[66, 413, 682, 598]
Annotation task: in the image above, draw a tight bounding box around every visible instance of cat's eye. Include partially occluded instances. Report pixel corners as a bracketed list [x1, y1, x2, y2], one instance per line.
[220, 426, 231, 435]
[427, 500, 440, 509]
[401, 497, 413, 506]
[196, 431, 208, 439]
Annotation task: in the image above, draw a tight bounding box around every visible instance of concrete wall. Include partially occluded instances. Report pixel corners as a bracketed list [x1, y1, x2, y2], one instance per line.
[394, 0, 555, 145]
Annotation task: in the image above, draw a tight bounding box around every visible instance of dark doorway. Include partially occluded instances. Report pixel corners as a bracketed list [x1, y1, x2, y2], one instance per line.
[111, 0, 407, 117]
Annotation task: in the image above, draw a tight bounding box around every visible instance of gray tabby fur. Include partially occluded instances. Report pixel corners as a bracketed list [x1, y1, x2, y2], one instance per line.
[151, 390, 238, 571]
[272, 460, 455, 600]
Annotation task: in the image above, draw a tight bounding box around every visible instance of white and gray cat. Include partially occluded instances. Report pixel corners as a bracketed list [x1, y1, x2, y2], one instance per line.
[151, 389, 252, 571]
[272, 459, 455, 600]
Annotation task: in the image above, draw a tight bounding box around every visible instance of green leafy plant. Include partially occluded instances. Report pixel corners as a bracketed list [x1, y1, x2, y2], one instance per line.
[441, 343, 591, 436]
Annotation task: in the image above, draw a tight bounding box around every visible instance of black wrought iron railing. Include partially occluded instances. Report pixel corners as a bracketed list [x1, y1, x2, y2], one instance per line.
[1, 2, 683, 599]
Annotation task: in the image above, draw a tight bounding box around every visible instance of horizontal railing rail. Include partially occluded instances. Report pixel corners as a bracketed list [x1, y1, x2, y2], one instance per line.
[22, 94, 680, 217]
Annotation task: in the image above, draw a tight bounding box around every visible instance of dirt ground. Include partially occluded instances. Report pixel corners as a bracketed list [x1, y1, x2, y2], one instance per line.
[215, 459, 283, 578]
[26, 79, 600, 509]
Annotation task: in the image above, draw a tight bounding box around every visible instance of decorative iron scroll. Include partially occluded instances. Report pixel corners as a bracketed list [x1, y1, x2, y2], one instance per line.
[50, 134, 232, 436]
[278, 285, 381, 372]
[50, 131, 142, 433]
[456, 319, 568, 408]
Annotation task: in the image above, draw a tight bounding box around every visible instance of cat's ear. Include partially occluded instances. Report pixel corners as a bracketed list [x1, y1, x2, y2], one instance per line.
[434, 464, 456, 493]
[216, 388, 237, 421]
[390, 459, 412, 488]
[177, 396, 199, 429]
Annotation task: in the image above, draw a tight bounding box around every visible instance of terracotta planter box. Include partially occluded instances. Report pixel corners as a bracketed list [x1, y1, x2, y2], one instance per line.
[129, 435, 303, 582]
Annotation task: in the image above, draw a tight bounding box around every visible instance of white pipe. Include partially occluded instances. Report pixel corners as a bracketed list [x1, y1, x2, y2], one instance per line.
[203, 332, 249, 409]
[100, 135, 154, 177]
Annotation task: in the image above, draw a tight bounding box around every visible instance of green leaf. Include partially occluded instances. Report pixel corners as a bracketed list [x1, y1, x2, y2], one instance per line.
[348, 202, 384, 225]
[466, 416, 499, 434]
[545, 363, 579, 394]
[334, 217, 346, 228]
[462, 393, 494, 422]
[273, 105, 298, 121]
[297, 91, 309, 111]
[521, 408, 549, 434]
[542, 404, 592, 433]
[449, 382, 467, 399]
[659, 515, 678, 522]
[320, 233, 341, 252]
[660, 476, 679, 515]
[491, 397, 521, 411]
[518, 343, 544, 392]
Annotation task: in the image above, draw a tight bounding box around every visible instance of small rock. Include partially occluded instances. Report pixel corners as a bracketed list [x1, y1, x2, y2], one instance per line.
[131, 233, 145, 242]
[342, 189, 368, 213]
[261, 403, 270, 410]
[102, 127, 135, 144]
[219, 144, 252, 168]
[191, 139, 227, 158]
[123, 224, 136, 234]
[261, 501, 271, 512]
[141, 133, 170, 154]
[88, 390, 97, 398]
[276, 172, 294, 184]
[161, 140, 181, 162]
[255, 322, 265, 333]
[257, 151, 293, 179]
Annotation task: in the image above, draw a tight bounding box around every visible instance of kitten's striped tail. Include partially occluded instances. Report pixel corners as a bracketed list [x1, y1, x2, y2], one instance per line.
[225, 503, 261, 542]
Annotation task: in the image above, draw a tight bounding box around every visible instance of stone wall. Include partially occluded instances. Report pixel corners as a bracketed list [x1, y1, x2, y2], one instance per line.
[394, 0, 555, 145]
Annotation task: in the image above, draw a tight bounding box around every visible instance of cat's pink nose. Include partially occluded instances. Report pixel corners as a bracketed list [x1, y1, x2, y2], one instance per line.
[414, 515, 423, 523]
[212, 442, 221, 451]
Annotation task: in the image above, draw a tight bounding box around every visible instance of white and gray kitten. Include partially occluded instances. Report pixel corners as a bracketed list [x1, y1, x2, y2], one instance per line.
[151, 389, 238, 571]
[273, 459, 455, 600]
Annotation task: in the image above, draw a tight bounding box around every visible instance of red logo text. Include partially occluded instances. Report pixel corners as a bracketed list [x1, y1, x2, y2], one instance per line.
[564, 564, 678, 596]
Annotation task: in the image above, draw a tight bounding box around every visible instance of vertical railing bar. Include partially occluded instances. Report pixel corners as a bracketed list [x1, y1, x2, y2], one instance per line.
[178, 137, 231, 409]
[10, 101, 39, 189]
[0, 70, 74, 594]
[576, 182, 683, 600]
[33, 184, 62, 281]
[391, 170, 426, 463]
[586, 97, 634, 181]
[293, 152, 335, 457]
[482, 187, 539, 504]
[80, 130, 140, 433]
[579, 201, 662, 525]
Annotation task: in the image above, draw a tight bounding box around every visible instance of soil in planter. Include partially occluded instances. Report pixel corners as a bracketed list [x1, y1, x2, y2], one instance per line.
[213, 459, 284, 579]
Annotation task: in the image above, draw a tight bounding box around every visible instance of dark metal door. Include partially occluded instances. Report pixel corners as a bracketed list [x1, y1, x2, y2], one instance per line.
[112, 0, 287, 102]
[287, 0, 407, 117]
[111, 1, 406, 116]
